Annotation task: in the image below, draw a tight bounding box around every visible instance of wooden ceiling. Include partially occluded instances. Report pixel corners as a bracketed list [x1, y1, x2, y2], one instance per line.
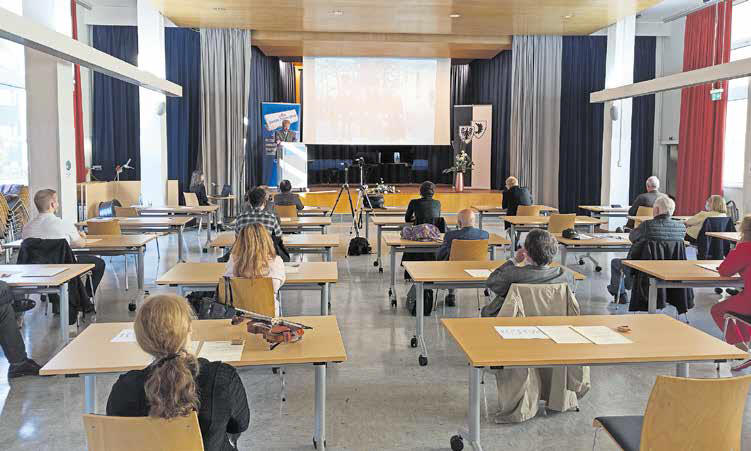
[153, 0, 663, 59]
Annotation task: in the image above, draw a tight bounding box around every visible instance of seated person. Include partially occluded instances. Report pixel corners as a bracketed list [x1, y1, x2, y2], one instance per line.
[710, 216, 751, 370]
[189, 170, 211, 206]
[684, 194, 727, 244]
[274, 179, 304, 211]
[501, 176, 532, 216]
[22, 189, 105, 294]
[437, 209, 489, 307]
[0, 277, 41, 378]
[236, 187, 282, 240]
[405, 181, 440, 225]
[107, 294, 249, 450]
[608, 195, 685, 303]
[224, 224, 286, 316]
[625, 175, 661, 229]
[482, 229, 574, 317]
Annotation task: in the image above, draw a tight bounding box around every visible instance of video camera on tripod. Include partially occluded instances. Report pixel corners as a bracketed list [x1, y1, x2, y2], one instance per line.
[330, 156, 376, 238]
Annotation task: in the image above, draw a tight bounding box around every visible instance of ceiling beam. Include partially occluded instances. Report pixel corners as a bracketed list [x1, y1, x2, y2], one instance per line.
[590, 57, 751, 103]
[0, 8, 181, 97]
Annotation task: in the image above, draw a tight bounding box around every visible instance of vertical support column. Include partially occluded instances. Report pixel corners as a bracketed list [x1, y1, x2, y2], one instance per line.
[137, 0, 168, 207]
[743, 80, 751, 215]
[23, 0, 76, 222]
[601, 16, 636, 210]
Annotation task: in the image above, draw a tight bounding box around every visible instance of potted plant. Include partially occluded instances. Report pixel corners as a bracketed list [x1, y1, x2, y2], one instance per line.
[443, 145, 474, 192]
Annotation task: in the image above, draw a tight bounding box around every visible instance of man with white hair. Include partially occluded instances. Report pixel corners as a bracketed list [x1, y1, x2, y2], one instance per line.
[608, 195, 686, 303]
[437, 209, 489, 306]
[625, 176, 662, 229]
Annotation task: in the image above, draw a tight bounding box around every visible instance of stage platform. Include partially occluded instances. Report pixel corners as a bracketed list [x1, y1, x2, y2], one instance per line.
[299, 185, 502, 214]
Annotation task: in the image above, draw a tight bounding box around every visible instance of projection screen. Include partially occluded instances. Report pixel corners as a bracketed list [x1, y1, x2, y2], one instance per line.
[302, 56, 450, 146]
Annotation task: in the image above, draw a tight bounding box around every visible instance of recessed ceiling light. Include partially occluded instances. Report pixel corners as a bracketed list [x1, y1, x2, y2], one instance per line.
[449, 13, 461, 19]
[332, 10, 344, 16]
[563, 14, 573, 19]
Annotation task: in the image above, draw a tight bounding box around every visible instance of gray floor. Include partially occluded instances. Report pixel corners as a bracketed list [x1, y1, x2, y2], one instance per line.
[0, 217, 748, 450]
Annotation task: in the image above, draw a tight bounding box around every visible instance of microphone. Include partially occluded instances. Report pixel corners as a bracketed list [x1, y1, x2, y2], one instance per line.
[122, 158, 134, 170]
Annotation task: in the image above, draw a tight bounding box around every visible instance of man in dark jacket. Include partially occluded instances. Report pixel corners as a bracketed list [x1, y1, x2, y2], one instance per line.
[608, 195, 686, 302]
[501, 176, 533, 216]
[625, 176, 661, 229]
[437, 209, 489, 306]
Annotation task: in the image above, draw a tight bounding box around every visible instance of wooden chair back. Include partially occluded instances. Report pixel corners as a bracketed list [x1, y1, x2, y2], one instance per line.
[639, 375, 751, 450]
[114, 207, 139, 217]
[87, 220, 122, 236]
[183, 192, 200, 207]
[548, 214, 576, 234]
[516, 205, 542, 217]
[217, 276, 276, 316]
[275, 204, 298, 218]
[83, 411, 204, 451]
[449, 239, 489, 261]
[636, 206, 654, 218]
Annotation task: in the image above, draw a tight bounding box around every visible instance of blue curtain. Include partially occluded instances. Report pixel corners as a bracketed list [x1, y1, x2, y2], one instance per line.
[92, 26, 140, 181]
[165, 28, 201, 204]
[246, 46, 281, 188]
[630, 36, 657, 201]
[469, 50, 512, 190]
[558, 36, 607, 213]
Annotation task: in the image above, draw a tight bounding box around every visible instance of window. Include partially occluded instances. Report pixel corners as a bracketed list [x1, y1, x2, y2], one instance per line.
[0, 0, 27, 185]
[724, 0, 751, 188]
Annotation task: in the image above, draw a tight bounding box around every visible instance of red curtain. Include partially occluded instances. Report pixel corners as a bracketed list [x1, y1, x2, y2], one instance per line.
[676, 0, 732, 215]
[71, 0, 86, 183]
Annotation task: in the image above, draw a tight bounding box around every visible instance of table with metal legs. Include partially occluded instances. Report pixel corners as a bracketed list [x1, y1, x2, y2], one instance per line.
[557, 234, 631, 273]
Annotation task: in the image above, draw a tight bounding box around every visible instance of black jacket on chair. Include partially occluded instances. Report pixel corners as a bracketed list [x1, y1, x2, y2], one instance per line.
[17, 238, 92, 324]
[501, 186, 533, 216]
[696, 217, 735, 260]
[628, 239, 695, 314]
[405, 198, 441, 225]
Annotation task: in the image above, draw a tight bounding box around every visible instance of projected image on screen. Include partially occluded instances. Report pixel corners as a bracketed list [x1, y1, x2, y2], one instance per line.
[303, 57, 450, 146]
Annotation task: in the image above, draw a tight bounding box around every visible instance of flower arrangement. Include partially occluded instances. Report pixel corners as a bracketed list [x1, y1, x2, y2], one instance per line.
[443, 150, 474, 175]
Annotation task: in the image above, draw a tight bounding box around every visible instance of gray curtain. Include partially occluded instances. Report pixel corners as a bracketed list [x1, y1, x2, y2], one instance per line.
[279, 61, 296, 104]
[510, 36, 562, 208]
[200, 29, 251, 212]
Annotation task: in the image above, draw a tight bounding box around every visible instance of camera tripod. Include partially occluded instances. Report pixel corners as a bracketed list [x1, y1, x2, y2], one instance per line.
[329, 159, 374, 237]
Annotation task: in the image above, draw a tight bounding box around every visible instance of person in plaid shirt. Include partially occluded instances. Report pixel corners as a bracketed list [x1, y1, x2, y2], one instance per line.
[235, 187, 282, 238]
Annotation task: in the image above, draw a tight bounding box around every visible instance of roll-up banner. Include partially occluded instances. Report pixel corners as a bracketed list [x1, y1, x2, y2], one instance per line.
[453, 105, 492, 189]
[262, 102, 301, 186]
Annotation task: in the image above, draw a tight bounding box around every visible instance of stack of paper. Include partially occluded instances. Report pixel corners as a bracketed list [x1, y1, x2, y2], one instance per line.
[696, 263, 720, 273]
[198, 341, 245, 362]
[537, 326, 591, 344]
[465, 269, 492, 278]
[111, 329, 136, 343]
[571, 326, 632, 344]
[494, 326, 547, 339]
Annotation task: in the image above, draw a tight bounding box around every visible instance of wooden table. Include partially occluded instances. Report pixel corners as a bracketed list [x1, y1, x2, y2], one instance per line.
[371, 216, 459, 272]
[504, 215, 603, 252]
[77, 216, 193, 262]
[382, 232, 511, 308]
[0, 264, 94, 346]
[135, 205, 220, 252]
[622, 260, 744, 313]
[472, 205, 559, 229]
[579, 205, 630, 219]
[40, 316, 347, 450]
[627, 215, 691, 222]
[280, 216, 332, 233]
[442, 314, 747, 451]
[4, 235, 157, 307]
[157, 262, 338, 315]
[706, 231, 740, 243]
[402, 260, 585, 367]
[555, 233, 631, 272]
[209, 232, 340, 261]
[362, 206, 407, 240]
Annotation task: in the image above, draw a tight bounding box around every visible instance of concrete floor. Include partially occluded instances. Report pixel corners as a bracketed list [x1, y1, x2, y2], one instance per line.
[0, 217, 748, 450]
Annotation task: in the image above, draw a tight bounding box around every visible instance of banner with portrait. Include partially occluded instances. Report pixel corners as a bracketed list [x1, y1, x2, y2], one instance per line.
[261, 102, 301, 185]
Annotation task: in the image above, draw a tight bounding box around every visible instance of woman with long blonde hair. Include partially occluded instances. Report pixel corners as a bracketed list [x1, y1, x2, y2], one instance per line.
[684, 194, 728, 243]
[225, 223, 286, 315]
[106, 295, 249, 450]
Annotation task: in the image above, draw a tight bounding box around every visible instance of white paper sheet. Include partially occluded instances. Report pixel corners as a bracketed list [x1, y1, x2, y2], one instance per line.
[697, 263, 720, 272]
[285, 264, 300, 274]
[198, 340, 245, 362]
[22, 267, 66, 277]
[111, 329, 136, 343]
[494, 326, 548, 340]
[538, 326, 592, 344]
[0, 271, 19, 278]
[571, 326, 632, 345]
[465, 269, 492, 278]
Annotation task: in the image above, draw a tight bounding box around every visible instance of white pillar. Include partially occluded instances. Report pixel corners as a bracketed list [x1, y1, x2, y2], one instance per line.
[23, 0, 77, 221]
[743, 81, 751, 215]
[601, 16, 636, 208]
[137, 0, 168, 206]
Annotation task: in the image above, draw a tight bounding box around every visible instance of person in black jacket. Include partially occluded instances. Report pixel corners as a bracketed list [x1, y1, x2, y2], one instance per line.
[189, 170, 211, 206]
[405, 181, 440, 225]
[107, 295, 249, 451]
[625, 175, 661, 229]
[501, 176, 532, 216]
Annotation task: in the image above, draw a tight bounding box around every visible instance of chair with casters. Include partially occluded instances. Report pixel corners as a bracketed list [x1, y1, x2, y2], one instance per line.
[86, 220, 135, 294]
[444, 239, 489, 314]
[592, 374, 751, 451]
[83, 411, 204, 451]
[516, 205, 542, 217]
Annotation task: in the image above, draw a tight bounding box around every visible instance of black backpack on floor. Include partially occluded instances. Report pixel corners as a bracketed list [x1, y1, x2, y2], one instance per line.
[406, 285, 434, 316]
[348, 237, 371, 256]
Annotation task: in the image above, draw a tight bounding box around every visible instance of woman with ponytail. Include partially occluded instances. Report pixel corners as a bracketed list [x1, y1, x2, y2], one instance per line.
[106, 295, 249, 450]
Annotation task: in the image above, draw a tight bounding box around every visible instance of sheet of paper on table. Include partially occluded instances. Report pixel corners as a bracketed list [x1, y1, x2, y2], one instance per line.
[571, 326, 632, 344]
[494, 326, 548, 340]
[696, 263, 720, 272]
[111, 329, 136, 343]
[22, 267, 66, 277]
[0, 271, 19, 278]
[198, 340, 245, 362]
[285, 264, 300, 274]
[83, 239, 102, 245]
[537, 325, 591, 344]
[465, 269, 492, 278]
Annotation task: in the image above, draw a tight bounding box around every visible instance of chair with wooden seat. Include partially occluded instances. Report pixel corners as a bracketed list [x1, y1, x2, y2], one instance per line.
[592, 374, 751, 451]
[547, 214, 576, 234]
[633, 206, 654, 228]
[86, 220, 134, 290]
[114, 207, 161, 258]
[445, 239, 490, 313]
[516, 205, 542, 217]
[83, 411, 204, 451]
[275, 204, 298, 218]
